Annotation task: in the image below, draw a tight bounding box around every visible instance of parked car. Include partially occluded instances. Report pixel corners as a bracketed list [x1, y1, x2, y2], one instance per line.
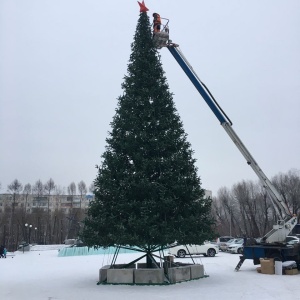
[216, 236, 234, 251]
[220, 238, 243, 252]
[168, 242, 219, 258]
[286, 236, 300, 245]
[227, 239, 244, 254]
[219, 238, 233, 251]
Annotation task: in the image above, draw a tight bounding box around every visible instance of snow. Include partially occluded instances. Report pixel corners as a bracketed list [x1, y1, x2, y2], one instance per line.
[1, 246, 299, 300]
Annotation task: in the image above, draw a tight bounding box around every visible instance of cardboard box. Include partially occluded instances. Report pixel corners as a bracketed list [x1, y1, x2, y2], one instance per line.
[260, 258, 274, 264]
[260, 258, 275, 275]
[285, 269, 298, 275]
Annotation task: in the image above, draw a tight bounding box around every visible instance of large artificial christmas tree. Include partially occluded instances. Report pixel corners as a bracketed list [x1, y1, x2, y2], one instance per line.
[81, 7, 215, 267]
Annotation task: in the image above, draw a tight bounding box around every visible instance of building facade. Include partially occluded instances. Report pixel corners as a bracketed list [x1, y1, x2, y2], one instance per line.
[0, 193, 94, 214]
[0, 189, 212, 214]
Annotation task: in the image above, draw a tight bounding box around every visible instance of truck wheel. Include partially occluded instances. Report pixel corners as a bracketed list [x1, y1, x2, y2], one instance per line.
[177, 249, 186, 258]
[237, 248, 243, 254]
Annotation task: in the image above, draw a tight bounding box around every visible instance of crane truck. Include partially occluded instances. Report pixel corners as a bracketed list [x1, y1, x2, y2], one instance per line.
[153, 20, 299, 271]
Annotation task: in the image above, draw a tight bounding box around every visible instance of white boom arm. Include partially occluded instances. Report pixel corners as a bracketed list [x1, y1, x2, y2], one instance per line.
[166, 44, 297, 243]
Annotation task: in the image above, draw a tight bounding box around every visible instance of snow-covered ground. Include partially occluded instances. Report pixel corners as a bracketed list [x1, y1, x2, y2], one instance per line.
[1, 246, 299, 300]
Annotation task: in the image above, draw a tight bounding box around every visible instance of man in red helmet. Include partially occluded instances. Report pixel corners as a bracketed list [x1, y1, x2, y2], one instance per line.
[153, 13, 161, 33]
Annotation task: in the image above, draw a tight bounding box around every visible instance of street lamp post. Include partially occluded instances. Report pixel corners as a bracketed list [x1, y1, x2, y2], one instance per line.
[25, 223, 28, 243]
[229, 209, 232, 237]
[28, 225, 32, 244]
[24, 223, 36, 252]
[25, 223, 33, 244]
[24, 223, 28, 253]
[34, 227, 37, 244]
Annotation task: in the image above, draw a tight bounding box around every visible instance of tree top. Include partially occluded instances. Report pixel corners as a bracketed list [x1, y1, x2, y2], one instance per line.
[137, 1, 149, 13]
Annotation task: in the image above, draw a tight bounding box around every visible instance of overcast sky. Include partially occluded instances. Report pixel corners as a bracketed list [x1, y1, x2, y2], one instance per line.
[0, 0, 299, 195]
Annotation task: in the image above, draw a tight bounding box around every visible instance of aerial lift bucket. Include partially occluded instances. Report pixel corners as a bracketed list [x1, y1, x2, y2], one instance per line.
[153, 18, 170, 49]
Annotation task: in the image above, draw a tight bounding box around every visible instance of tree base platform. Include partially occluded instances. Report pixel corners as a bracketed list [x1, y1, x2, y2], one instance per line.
[98, 262, 205, 285]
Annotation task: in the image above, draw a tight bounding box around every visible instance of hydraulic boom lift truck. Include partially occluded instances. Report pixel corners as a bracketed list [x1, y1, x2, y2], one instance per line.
[153, 19, 299, 271]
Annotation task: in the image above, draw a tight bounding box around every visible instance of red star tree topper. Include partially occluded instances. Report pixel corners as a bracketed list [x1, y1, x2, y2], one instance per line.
[137, 1, 149, 13]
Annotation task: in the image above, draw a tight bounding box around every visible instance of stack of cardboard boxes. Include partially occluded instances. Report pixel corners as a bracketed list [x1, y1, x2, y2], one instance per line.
[256, 258, 298, 275]
[282, 261, 298, 275]
[285, 268, 298, 275]
[259, 258, 275, 274]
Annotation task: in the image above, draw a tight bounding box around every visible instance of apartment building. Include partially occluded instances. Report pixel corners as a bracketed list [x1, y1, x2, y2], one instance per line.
[0, 190, 212, 214]
[0, 193, 94, 214]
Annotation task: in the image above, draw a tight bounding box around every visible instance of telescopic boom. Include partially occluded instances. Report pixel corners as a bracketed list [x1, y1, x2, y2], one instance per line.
[153, 26, 297, 243]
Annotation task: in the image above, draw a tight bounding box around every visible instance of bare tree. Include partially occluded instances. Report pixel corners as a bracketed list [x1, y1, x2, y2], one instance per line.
[51, 208, 68, 244]
[20, 183, 32, 241]
[44, 178, 56, 244]
[78, 180, 87, 209]
[7, 179, 23, 213]
[44, 178, 56, 215]
[8, 179, 23, 195]
[233, 180, 262, 238]
[88, 182, 95, 193]
[213, 180, 275, 238]
[32, 180, 46, 242]
[68, 182, 76, 209]
[44, 178, 56, 196]
[256, 186, 273, 236]
[23, 183, 32, 216]
[55, 185, 65, 194]
[33, 180, 44, 198]
[7, 179, 23, 250]
[212, 187, 239, 237]
[211, 197, 226, 236]
[2, 170, 297, 245]
[272, 169, 300, 217]
[66, 182, 77, 239]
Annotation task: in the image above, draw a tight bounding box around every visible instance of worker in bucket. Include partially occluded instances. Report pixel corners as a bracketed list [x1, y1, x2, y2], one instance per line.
[153, 13, 161, 33]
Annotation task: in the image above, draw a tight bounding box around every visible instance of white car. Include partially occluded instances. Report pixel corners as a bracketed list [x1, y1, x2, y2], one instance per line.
[227, 239, 244, 254]
[220, 238, 243, 252]
[286, 236, 300, 245]
[168, 242, 219, 258]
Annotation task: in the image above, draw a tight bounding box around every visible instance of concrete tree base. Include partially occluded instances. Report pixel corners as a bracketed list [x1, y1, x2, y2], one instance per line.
[135, 268, 165, 284]
[99, 263, 205, 285]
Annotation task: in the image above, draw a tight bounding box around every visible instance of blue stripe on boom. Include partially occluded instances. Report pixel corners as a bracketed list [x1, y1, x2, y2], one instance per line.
[168, 47, 227, 124]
